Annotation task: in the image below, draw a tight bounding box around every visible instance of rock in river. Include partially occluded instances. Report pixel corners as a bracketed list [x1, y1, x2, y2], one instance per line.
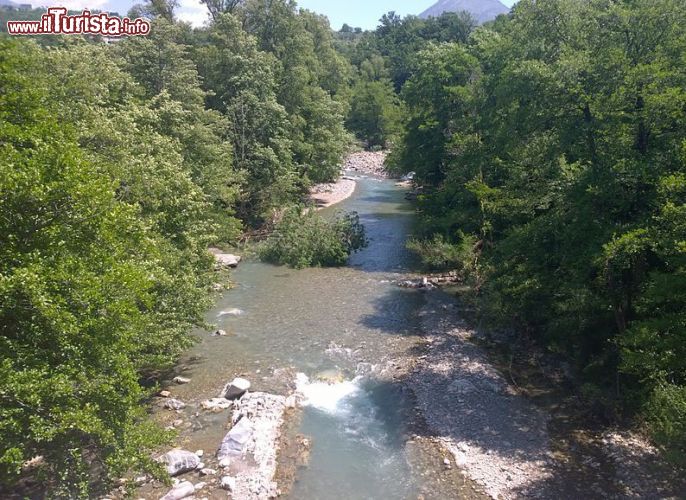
[212, 251, 241, 268]
[218, 392, 289, 499]
[201, 398, 232, 412]
[164, 399, 186, 410]
[158, 449, 201, 477]
[222, 377, 251, 400]
[173, 376, 191, 385]
[217, 417, 254, 460]
[160, 481, 195, 500]
[218, 308, 244, 317]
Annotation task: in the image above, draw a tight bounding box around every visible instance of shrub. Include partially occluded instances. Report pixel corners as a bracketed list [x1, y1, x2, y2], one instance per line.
[406, 233, 476, 273]
[260, 208, 367, 268]
[644, 383, 686, 453]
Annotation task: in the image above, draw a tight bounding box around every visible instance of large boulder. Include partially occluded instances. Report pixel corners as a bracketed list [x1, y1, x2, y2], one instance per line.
[159, 449, 201, 477]
[217, 417, 253, 460]
[448, 378, 477, 395]
[218, 393, 289, 499]
[160, 481, 195, 500]
[215, 253, 241, 268]
[222, 377, 251, 400]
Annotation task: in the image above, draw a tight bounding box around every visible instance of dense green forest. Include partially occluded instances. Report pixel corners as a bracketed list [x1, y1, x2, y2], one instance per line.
[0, 0, 352, 494]
[352, 0, 686, 458]
[1, 0, 685, 496]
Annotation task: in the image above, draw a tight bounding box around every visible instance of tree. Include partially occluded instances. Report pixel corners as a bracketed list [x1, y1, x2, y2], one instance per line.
[347, 73, 401, 148]
[200, 0, 243, 20]
[388, 0, 686, 454]
[240, 0, 352, 183]
[196, 13, 297, 221]
[0, 39, 214, 495]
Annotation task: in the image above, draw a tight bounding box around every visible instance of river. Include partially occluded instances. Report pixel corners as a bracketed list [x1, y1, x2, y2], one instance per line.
[156, 175, 472, 499]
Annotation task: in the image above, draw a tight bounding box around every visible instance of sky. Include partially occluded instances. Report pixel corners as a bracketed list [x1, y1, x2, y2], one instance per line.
[297, 0, 518, 30]
[42, 0, 517, 30]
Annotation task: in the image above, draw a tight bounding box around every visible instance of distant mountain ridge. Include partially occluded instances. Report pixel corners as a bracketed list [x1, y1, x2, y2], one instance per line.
[419, 0, 510, 24]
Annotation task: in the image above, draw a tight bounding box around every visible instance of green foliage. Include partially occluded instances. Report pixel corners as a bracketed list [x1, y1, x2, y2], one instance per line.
[239, 1, 353, 184]
[383, 0, 686, 454]
[260, 208, 367, 268]
[406, 234, 476, 273]
[644, 383, 686, 453]
[0, 1, 354, 495]
[347, 71, 402, 148]
[0, 40, 209, 495]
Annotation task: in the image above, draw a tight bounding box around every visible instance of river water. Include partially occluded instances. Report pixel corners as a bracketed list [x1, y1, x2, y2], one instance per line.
[160, 176, 470, 499]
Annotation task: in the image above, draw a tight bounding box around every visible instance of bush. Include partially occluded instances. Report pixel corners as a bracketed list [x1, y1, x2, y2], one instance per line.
[406, 233, 476, 273]
[644, 383, 686, 454]
[260, 208, 367, 268]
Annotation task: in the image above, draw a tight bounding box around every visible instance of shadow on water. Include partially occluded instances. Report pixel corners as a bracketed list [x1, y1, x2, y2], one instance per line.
[356, 283, 686, 498]
[359, 288, 424, 336]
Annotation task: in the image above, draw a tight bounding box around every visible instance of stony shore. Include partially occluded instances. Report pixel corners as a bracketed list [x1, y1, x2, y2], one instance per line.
[410, 292, 552, 499]
[309, 178, 356, 209]
[309, 151, 389, 209]
[399, 290, 685, 499]
[342, 151, 388, 178]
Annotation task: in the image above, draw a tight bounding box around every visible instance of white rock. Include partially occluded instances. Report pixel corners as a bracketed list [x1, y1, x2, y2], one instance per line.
[212, 329, 228, 337]
[173, 376, 191, 385]
[221, 476, 237, 492]
[159, 390, 172, 398]
[164, 399, 186, 410]
[158, 450, 201, 477]
[201, 398, 232, 412]
[218, 308, 244, 318]
[160, 481, 195, 500]
[218, 457, 231, 468]
[217, 417, 253, 459]
[194, 482, 206, 491]
[221, 377, 251, 400]
[195, 450, 204, 457]
[215, 253, 241, 268]
[199, 468, 216, 476]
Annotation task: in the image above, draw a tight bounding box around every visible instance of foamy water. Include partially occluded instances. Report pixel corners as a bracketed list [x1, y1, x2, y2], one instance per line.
[295, 373, 362, 415]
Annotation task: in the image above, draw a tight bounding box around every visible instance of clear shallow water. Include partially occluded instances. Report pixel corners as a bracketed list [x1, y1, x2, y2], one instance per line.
[167, 177, 431, 499]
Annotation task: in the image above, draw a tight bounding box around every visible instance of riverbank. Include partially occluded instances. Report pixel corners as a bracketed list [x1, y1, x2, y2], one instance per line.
[343, 151, 388, 178]
[397, 289, 685, 499]
[130, 172, 683, 500]
[309, 178, 356, 210]
[309, 151, 389, 209]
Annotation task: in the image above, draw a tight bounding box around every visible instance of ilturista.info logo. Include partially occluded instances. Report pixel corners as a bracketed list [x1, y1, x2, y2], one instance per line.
[7, 7, 151, 36]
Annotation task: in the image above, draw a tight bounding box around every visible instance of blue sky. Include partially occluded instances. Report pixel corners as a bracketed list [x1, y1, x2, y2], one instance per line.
[297, 0, 518, 30]
[47, 0, 517, 29]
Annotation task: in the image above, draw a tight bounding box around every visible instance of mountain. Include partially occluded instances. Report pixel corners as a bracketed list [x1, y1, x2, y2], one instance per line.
[419, 0, 510, 24]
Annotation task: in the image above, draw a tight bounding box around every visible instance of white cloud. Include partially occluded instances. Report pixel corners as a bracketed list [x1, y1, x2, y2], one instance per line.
[49, 0, 109, 9]
[176, 0, 209, 27]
